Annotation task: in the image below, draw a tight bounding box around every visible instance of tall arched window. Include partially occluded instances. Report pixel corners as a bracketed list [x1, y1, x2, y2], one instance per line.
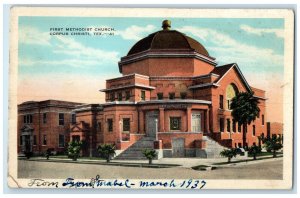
[226, 84, 238, 110]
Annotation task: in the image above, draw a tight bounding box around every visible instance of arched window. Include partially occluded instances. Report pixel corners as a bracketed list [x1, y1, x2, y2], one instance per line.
[226, 84, 238, 110]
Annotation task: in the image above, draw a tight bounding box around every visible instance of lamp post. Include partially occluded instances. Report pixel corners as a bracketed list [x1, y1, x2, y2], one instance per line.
[155, 118, 158, 141]
[119, 120, 122, 142]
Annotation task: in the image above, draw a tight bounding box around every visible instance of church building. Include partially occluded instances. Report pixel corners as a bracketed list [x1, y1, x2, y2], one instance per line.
[70, 20, 267, 158]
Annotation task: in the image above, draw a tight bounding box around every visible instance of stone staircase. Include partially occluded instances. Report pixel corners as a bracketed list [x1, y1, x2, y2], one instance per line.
[114, 137, 155, 160]
[202, 136, 228, 158]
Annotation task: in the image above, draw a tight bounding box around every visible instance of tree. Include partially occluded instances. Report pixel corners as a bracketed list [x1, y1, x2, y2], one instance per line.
[45, 148, 52, 160]
[262, 135, 283, 158]
[231, 91, 260, 146]
[142, 149, 157, 164]
[67, 141, 82, 161]
[24, 151, 33, 159]
[248, 145, 262, 160]
[97, 144, 116, 162]
[220, 148, 237, 163]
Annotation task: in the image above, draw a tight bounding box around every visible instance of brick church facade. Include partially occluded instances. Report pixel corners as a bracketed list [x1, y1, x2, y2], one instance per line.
[70, 20, 269, 158]
[17, 20, 283, 158]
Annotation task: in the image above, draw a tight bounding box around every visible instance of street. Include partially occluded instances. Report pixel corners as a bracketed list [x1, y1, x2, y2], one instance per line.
[18, 158, 283, 180]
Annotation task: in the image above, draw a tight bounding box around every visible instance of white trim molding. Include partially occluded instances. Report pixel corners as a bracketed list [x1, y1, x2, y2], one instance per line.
[188, 83, 220, 89]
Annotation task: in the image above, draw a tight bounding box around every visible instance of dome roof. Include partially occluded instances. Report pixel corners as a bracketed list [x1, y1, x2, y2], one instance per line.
[127, 20, 210, 57]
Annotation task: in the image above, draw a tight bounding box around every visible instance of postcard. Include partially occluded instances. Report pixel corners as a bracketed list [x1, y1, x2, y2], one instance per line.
[8, 7, 294, 190]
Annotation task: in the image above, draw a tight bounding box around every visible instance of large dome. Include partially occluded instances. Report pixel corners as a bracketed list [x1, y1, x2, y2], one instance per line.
[127, 20, 210, 57]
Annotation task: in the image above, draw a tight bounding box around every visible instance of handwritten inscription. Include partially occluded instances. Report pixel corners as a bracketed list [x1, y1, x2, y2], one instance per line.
[27, 175, 206, 189]
[62, 175, 134, 188]
[28, 179, 59, 188]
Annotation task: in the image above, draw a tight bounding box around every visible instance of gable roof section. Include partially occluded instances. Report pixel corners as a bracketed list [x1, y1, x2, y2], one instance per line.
[70, 121, 89, 132]
[212, 63, 252, 92]
[20, 125, 34, 131]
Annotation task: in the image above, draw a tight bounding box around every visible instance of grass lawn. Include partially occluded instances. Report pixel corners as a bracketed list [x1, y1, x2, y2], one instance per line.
[46, 155, 103, 160]
[248, 151, 283, 157]
[212, 155, 283, 165]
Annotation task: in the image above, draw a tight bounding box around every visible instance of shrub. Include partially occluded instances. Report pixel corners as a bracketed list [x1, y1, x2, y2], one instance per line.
[24, 151, 33, 159]
[67, 141, 82, 161]
[248, 145, 262, 160]
[220, 148, 237, 163]
[97, 144, 116, 162]
[45, 148, 52, 160]
[262, 135, 283, 158]
[142, 149, 157, 164]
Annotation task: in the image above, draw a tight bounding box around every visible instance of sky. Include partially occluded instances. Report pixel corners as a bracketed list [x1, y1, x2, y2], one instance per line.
[18, 17, 285, 122]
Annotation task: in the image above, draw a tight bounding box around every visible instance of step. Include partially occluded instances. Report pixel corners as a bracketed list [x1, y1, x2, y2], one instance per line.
[115, 137, 156, 160]
[201, 135, 227, 159]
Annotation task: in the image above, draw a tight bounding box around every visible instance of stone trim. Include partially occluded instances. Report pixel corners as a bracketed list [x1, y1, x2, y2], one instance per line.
[158, 132, 203, 134]
[106, 73, 150, 82]
[188, 83, 220, 89]
[192, 73, 220, 79]
[138, 99, 212, 105]
[118, 51, 218, 72]
[150, 76, 192, 81]
[100, 83, 156, 92]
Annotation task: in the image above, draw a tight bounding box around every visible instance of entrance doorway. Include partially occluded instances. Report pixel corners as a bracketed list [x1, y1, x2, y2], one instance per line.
[72, 135, 80, 142]
[145, 111, 158, 138]
[191, 113, 201, 132]
[172, 138, 185, 157]
[24, 135, 32, 153]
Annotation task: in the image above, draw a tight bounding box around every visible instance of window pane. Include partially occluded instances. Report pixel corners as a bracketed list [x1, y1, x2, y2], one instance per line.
[108, 119, 113, 132]
[169, 93, 175, 100]
[118, 92, 122, 101]
[125, 91, 130, 100]
[110, 92, 115, 101]
[123, 118, 130, 131]
[220, 118, 224, 132]
[71, 114, 76, 124]
[170, 117, 181, 130]
[59, 134, 65, 147]
[227, 119, 231, 132]
[157, 93, 163, 100]
[219, 95, 223, 109]
[43, 113, 47, 124]
[180, 92, 187, 99]
[59, 113, 64, 125]
[43, 135, 47, 145]
[141, 91, 146, 101]
[232, 119, 236, 132]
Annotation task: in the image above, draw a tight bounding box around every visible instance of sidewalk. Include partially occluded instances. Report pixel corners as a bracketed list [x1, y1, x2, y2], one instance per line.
[20, 154, 283, 169]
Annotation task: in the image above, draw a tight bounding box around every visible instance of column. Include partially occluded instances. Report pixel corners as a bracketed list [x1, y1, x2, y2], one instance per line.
[186, 107, 192, 132]
[139, 110, 145, 134]
[159, 108, 165, 132]
[155, 119, 158, 140]
[119, 120, 122, 142]
[205, 109, 210, 135]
